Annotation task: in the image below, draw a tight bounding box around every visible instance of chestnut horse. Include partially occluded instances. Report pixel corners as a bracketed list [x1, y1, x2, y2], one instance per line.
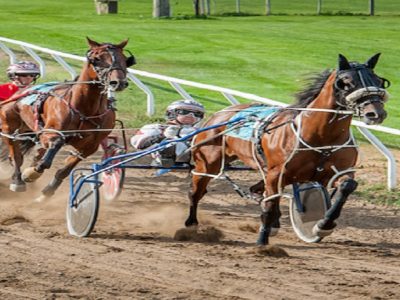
[0, 38, 134, 197]
[186, 54, 390, 245]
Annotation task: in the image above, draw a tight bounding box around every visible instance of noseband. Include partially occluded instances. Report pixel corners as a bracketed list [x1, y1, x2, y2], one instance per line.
[86, 45, 128, 88]
[334, 65, 390, 115]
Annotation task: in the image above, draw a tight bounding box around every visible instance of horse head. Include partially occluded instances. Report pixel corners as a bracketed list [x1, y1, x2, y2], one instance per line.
[86, 37, 136, 92]
[334, 53, 389, 125]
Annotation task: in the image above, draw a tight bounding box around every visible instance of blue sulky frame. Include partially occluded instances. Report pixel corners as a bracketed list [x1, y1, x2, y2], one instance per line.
[292, 182, 332, 214]
[68, 116, 248, 208]
[67, 116, 333, 243]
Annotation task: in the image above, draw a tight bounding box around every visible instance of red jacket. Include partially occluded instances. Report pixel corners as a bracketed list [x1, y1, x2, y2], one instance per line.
[0, 83, 19, 101]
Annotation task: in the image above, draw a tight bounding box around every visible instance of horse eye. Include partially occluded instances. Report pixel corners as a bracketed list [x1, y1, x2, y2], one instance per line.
[342, 76, 352, 84]
[335, 79, 345, 90]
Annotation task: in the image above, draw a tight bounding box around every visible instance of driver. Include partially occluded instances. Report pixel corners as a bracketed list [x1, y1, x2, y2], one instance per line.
[0, 61, 40, 101]
[130, 99, 205, 167]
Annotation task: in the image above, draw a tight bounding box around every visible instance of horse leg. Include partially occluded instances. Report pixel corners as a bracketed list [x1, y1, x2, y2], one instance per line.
[40, 154, 82, 197]
[29, 147, 46, 167]
[249, 180, 264, 198]
[7, 140, 26, 192]
[185, 174, 212, 227]
[0, 110, 26, 191]
[313, 177, 358, 237]
[40, 141, 101, 198]
[270, 198, 281, 236]
[257, 172, 281, 245]
[185, 155, 222, 227]
[22, 136, 64, 182]
[250, 179, 281, 236]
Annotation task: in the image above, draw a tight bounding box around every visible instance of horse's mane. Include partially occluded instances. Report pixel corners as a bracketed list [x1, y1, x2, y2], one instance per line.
[291, 69, 332, 108]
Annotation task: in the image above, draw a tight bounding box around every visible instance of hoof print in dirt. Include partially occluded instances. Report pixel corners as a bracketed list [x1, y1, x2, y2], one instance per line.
[174, 226, 223, 243]
[251, 245, 289, 258]
[238, 223, 258, 233]
[0, 215, 30, 226]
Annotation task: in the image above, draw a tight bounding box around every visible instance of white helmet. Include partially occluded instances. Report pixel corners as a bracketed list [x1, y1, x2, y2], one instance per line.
[166, 99, 205, 121]
[7, 61, 41, 80]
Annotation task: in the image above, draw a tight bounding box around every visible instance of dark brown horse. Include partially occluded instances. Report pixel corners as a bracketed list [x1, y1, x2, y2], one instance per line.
[0, 38, 134, 198]
[185, 54, 390, 245]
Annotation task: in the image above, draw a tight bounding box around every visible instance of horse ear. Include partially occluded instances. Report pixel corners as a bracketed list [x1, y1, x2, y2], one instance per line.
[365, 53, 381, 69]
[116, 39, 129, 49]
[86, 37, 101, 48]
[338, 54, 351, 71]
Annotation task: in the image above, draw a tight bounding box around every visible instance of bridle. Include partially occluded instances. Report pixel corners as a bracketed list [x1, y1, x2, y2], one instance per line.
[86, 45, 135, 90]
[334, 64, 390, 116]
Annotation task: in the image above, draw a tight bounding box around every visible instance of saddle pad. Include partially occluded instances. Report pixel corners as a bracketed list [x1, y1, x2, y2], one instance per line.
[19, 82, 59, 106]
[226, 105, 279, 141]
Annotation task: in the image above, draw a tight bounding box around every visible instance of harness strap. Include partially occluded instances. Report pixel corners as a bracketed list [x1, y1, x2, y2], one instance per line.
[0, 89, 49, 107]
[33, 92, 52, 131]
[53, 87, 113, 129]
[188, 120, 245, 152]
[290, 117, 356, 154]
[191, 134, 228, 180]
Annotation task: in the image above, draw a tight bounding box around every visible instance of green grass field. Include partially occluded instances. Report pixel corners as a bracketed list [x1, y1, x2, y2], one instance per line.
[0, 0, 399, 146]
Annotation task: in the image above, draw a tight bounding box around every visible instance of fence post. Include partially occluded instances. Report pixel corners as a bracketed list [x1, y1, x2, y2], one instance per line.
[317, 0, 322, 15]
[266, 0, 271, 15]
[236, 0, 240, 14]
[94, 0, 118, 15]
[153, 0, 170, 18]
[369, 0, 375, 16]
[205, 0, 210, 15]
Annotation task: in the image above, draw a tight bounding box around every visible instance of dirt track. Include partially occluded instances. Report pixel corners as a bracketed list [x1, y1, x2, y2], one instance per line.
[0, 144, 399, 300]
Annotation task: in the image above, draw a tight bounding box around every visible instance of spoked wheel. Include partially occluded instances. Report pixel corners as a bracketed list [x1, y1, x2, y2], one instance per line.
[289, 182, 331, 243]
[101, 167, 125, 201]
[67, 170, 100, 237]
[0, 138, 13, 181]
[100, 143, 126, 201]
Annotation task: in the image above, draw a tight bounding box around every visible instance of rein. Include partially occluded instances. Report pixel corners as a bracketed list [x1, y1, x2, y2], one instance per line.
[219, 106, 355, 115]
[47, 85, 114, 132]
[194, 104, 360, 202]
[290, 114, 357, 155]
[0, 80, 101, 107]
[0, 77, 115, 142]
[0, 126, 129, 142]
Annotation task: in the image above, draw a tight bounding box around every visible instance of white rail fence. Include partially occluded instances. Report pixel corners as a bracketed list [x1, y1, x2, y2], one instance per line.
[0, 37, 398, 190]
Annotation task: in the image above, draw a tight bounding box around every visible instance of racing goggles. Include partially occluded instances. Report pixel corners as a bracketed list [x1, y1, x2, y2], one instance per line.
[176, 109, 204, 118]
[14, 74, 37, 78]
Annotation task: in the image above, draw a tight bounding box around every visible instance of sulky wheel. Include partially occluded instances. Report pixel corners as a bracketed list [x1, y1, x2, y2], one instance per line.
[67, 170, 100, 237]
[100, 143, 126, 201]
[101, 166, 125, 201]
[289, 182, 331, 243]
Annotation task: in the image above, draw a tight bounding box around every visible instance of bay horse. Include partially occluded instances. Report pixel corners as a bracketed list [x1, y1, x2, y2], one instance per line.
[185, 54, 390, 245]
[0, 38, 135, 197]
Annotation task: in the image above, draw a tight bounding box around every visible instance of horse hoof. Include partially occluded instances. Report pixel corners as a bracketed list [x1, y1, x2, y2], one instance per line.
[256, 237, 268, 246]
[9, 183, 26, 192]
[185, 219, 198, 227]
[22, 167, 43, 183]
[312, 223, 335, 238]
[256, 227, 268, 245]
[269, 227, 279, 237]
